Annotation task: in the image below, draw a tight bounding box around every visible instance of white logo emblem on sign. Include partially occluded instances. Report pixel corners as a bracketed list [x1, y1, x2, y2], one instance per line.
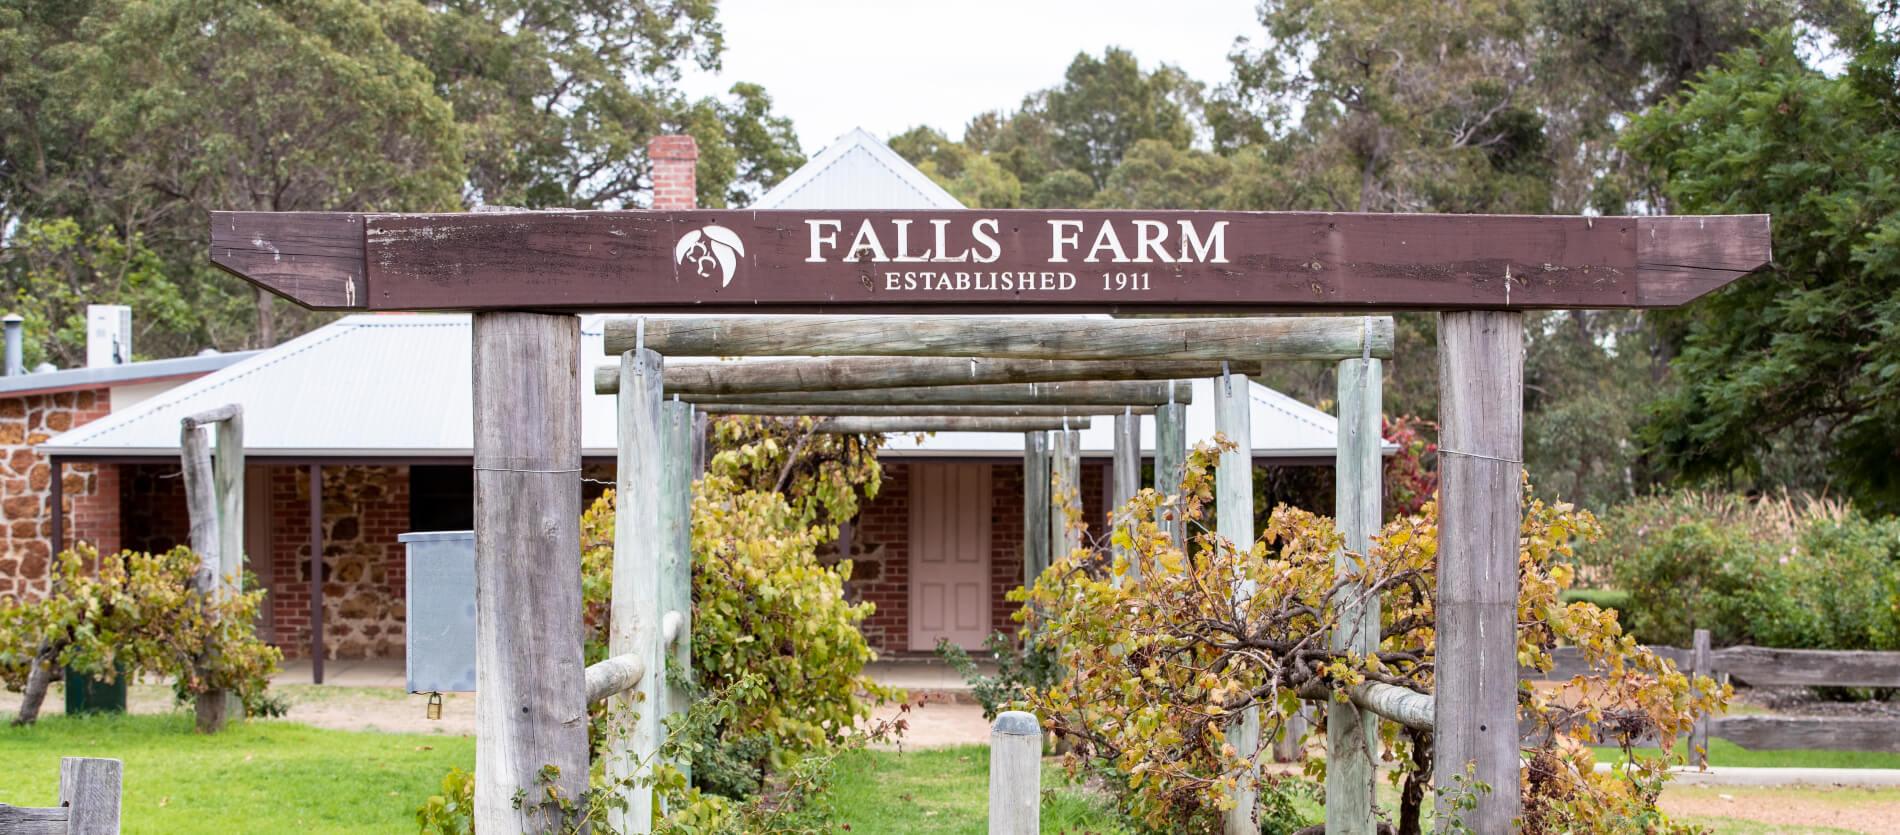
[674, 225, 745, 287]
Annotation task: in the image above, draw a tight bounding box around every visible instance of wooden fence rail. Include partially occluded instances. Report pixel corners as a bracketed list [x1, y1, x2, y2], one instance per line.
[1521, 630, 1900, 753]
[0, 757, 122, 834]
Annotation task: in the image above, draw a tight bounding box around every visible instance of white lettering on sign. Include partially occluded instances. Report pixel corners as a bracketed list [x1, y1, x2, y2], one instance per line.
[803, 217, 1224, 268]
[883, 271, 1079, 292]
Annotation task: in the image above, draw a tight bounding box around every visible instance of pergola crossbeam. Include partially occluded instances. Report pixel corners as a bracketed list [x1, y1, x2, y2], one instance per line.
[810, 416, 1090, 434]
[694, 404, 1152, 418]
[644, 357, 1239, 395]
[603, 316, 1391, 361]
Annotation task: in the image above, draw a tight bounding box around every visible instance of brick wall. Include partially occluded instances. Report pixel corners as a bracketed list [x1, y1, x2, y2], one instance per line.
[649, 135, 698, 211]
[852, 461, 910, 651]
[0, 388, 116, 599]
[269, 465, 410, 659]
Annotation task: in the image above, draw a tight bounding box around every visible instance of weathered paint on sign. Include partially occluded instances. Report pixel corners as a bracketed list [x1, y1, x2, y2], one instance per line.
[210, 209, 1771, 312]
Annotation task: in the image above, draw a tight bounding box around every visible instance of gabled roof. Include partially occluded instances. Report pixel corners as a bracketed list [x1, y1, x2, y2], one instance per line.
[751, 127, 964, 210]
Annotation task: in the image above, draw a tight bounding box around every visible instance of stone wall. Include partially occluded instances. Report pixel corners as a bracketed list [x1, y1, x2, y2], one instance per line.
[269, 465, 409, 659]
[0, 389, 116, 599]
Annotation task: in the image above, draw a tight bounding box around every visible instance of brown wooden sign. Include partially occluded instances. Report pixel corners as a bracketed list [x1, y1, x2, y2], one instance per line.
[210, 210, 1770, 312]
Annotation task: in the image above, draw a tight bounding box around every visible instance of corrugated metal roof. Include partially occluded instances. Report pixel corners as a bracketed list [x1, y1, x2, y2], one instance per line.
[751, 127, 964, 210]
[40, 314, 619, 458]
[0, 350, 261, 397]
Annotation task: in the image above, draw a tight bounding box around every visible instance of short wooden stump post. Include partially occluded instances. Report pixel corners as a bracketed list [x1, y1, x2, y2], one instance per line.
[990, 711, 1041, 835]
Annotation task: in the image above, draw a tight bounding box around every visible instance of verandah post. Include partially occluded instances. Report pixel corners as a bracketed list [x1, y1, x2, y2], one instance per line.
[1434, 310, 1524, 832]
[1327, 354, 1384, 834]
[471, 312, 586, 831]
[1214, 370, 1260, 835]
[610, 346, 666, 833]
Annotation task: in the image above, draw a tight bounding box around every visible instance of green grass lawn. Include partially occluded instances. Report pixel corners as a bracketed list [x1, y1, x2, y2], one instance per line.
[0, 712, 475, 834]
[1591, 737, 1900, 769]
[831, 746, 1133, 834]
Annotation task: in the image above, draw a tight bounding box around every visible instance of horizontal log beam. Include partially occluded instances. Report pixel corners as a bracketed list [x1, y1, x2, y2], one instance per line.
[676, 380, 1190, 407]
[605, 316, 1389, 361]
[211, 210, 1770, 312]
[584, 653, 645, 705]
[1712, 715, 1900, 754]
[1713, 646, 1900, 688]
[691, 404, 1151, 418]
[180, 404, 243, 428]
[651, 357, 1237, 395]
[811, 416, 1090, 433]
[1296, 679, 1434, 732]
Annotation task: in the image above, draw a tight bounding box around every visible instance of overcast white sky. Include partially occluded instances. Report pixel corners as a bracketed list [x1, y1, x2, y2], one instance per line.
[680, 0, 1264, 155]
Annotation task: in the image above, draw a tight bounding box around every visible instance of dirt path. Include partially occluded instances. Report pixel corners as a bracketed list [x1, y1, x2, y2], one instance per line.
[1661, 784, 1900, 833]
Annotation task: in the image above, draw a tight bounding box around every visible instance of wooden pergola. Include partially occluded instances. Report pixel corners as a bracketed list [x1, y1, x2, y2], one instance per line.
[213, 208, 1769, 833]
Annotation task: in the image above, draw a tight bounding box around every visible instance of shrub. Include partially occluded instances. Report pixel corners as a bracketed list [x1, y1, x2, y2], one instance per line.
[936, 631, 1060, 721]
[1019, 441, 1722, 834]
[577, 416, 897, 795]
[0, 544, 282, 727]
[1591, 489, 1900, 650]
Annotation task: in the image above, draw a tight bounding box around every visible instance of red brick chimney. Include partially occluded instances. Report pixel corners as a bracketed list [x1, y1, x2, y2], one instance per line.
[649, 135, 698, 210]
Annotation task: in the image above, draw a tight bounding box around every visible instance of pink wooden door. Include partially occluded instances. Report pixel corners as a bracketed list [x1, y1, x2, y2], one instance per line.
[908, 462, 992, 651]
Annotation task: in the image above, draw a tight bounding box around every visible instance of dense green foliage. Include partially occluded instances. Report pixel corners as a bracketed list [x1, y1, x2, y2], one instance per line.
[1625, 15, 1900, 510]
[1581, 490, 1900, 650]
[0, 545, 282, 725]
[0, 0, 802, 359]
[574, 417, 893, 807]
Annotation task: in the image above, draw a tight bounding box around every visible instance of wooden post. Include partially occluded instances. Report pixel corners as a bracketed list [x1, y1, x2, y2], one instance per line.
[691, 410, 710, 477]
[213, 411, 244, 591]
[611, 347, 666, 833]
[1111, 408, 1139, 577]
[179, 419, 225, 732]
[60, 756, 121, 834]
[1691, 628, 1713, 763]
[1434, 310, 1524, 832]
[660, 399, 695, 784]
[1050, 428, 1082, 562]
[1327, 355, 1383, 834]
[989, 711, 1042, 835]
[471, 312, 586, 832]
[308, 464, 323, 685]
[1214, 370, 1260, 834]
[1023, 432, 1051, 588]
[1153, 400, 1187, 554]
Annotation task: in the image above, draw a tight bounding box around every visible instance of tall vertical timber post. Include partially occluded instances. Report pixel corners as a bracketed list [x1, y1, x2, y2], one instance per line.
[660, 399, 696, 784]
[1110, 409, 1139, 577]
[1214, 372, 1259, 835]
[1023, 432, 1051, 588]
[1050, 429, 1082, 562]
[1327, 355, 1383, 834]
[611, 347, 666, 833]
[1153, 399, 1187, 555]
[213, 411, 244, 592]
[471, 313, 586, 832]
[1435, 311, 1524, 832]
